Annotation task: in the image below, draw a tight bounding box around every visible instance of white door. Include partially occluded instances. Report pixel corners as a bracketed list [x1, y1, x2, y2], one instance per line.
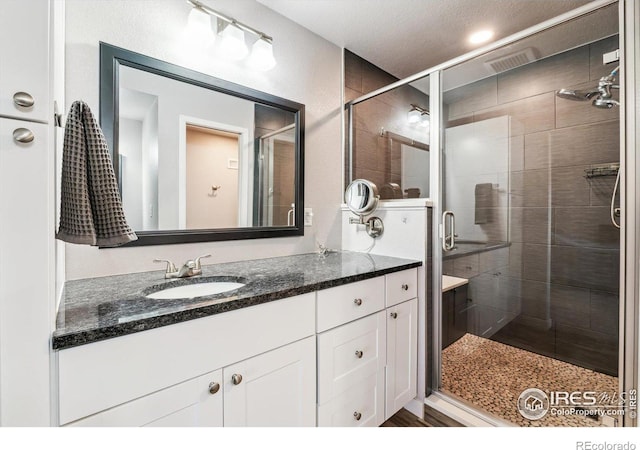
[223, 336, 316, 426]
[385, 298, 418, 420]
[0, 0, 50, 122]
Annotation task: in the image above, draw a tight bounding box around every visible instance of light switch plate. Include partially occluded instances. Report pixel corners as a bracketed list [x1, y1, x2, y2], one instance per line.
[304, 208, 313, 226]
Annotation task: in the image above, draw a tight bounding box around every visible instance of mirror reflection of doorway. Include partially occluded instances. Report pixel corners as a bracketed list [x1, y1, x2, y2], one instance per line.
[185, 125, 239, 229]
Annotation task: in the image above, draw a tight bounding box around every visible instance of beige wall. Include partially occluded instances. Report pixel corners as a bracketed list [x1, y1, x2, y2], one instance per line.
[64, 0, 343, 280]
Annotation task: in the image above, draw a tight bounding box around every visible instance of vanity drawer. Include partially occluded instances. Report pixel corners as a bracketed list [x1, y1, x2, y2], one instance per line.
[317, 370, 385, 427]
[316, 276, 385, 332]
[385, 268, 418, 307]
[317, 311, 386, 404]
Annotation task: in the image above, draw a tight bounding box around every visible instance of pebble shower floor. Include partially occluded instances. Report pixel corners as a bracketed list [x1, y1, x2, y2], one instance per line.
[441, 333, 619, 427]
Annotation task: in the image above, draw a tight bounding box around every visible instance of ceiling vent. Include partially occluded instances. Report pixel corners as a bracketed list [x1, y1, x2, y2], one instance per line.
[483, 48, 537, 74]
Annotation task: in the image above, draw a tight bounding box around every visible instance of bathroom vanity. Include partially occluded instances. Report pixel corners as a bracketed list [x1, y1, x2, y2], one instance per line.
[53, 252, 420, 427]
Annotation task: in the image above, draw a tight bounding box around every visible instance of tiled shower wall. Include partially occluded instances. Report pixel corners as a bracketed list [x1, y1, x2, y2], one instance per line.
[443, 35, 620, 375]
[345, 50, 430, 192]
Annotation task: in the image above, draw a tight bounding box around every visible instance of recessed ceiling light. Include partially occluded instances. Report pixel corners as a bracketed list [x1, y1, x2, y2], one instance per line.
[468, 29, 494, 45]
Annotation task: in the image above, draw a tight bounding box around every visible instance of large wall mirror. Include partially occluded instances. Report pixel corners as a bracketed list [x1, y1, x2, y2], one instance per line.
[100, 42, 305, 246]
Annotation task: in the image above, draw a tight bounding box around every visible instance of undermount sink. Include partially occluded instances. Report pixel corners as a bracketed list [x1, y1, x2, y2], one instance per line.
[146, 280, 245, 300]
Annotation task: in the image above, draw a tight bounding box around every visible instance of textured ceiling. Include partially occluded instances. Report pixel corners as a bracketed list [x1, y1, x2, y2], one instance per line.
[257, 0, 600, 79]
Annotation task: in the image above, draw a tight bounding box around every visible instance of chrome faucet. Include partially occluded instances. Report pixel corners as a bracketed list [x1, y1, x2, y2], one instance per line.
[154, 254, 211, 279]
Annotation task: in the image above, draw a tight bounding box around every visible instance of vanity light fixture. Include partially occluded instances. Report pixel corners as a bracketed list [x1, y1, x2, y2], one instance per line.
[219, 22, 248, 60]
[186, 5, 214, 42]
[186, 0, 276, 70]
[247, 37, 276, 71]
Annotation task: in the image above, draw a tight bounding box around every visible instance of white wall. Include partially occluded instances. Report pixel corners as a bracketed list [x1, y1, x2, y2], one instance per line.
[119, 118, 143, 230]
[64, 0, 343, 280]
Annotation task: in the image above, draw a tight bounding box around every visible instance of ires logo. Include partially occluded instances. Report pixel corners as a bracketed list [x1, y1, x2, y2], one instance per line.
[550, 391, 598, 406]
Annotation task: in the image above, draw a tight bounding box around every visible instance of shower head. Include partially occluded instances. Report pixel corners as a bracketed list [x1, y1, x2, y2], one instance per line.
[556, 65, 620, 108]
[556, 88, 599, 101]
[592, 97, 620, 109]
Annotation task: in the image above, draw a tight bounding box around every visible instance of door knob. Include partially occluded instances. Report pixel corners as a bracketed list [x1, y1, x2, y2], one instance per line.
[13, 128, 34, 143]
[231, 373, 243, 385]
[208, 382, 220, 395]
[13, 92, 34, 108]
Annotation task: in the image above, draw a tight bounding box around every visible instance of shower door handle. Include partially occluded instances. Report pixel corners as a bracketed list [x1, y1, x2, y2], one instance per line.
[442, 210, 457, 251]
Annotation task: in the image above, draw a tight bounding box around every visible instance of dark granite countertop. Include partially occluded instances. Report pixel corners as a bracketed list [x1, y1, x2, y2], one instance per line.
[53, 251, 421, 350]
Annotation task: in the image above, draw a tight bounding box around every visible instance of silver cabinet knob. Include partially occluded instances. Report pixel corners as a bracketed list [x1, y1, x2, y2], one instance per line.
[13, 92, 34, 108]
[208, 382, 220, 395]
[355, 350, 363, 359]
[13, 128, 34, 144]
[390, 312, 398, 319]
[353, 411, 362, 421]
[231, 373, 243, 385]
[354, 298, 363, 306]
[401, 284, 409, 291]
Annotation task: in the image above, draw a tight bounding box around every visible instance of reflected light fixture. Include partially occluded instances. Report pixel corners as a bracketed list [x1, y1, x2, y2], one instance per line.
[408, 106, 421, 123]
[419, 112, 430, 130]
[408, 104, 429, 125]
[186, 0, 276, 70]
[468, 29, 494, 46]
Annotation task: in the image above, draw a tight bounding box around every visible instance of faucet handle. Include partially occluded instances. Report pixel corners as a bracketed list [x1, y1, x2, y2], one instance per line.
[194, 254, 212, 269]
[153, 258, 177, 274]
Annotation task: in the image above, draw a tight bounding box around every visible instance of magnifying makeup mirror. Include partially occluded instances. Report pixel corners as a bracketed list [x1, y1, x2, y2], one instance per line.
[344, 179, 384, 238]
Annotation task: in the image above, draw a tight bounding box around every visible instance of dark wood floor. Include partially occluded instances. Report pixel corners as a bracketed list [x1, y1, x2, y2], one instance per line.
[381, 405, 463, 427]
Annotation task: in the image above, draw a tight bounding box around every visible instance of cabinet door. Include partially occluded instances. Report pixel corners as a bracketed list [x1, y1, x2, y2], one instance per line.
[67, 370, 223, 427]
[0, 0, 50, 122]
[385, 298, 417, 420]
[223, 336, 316, 426]
[0, 119, 51, 425]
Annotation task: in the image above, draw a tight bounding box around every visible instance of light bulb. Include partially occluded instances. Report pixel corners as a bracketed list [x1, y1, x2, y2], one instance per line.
[219, 23, 248, 60]
[186, 7, 214, 42]
[408, 108, 421, 124]
[247, 38, 276, 71]
[419, 113, 430, 129]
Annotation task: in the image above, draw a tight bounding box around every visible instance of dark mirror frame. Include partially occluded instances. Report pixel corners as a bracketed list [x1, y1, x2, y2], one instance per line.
[99, 42, 305, 247]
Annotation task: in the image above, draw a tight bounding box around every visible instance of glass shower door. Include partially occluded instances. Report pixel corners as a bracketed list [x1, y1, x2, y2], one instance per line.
[437, 2, 622, 427]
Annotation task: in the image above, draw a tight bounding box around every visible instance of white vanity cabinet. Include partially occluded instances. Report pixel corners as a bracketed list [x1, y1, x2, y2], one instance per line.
[58, 293, 317, 427]
[56, 267, 419, 427]
[316, 268, 418, 427]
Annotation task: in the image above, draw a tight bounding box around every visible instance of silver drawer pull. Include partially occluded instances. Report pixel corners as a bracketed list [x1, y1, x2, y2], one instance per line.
[208, 382, 220, 395]
[355, 350, 363, 359]
[231, 373, 243, 385]
[401, 284, 409, 291]
[354, 298, 363, 306]
[353, 411, 362, 421]
[390, 312, 398, 319]
[13, 92, 34, 108]
[13, 128, 34, 143]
